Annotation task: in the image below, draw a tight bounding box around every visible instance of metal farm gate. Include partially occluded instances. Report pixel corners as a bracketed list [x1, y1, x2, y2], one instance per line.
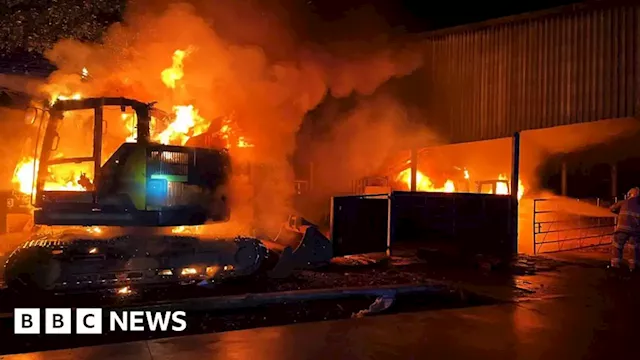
[533, 198, 616, 254]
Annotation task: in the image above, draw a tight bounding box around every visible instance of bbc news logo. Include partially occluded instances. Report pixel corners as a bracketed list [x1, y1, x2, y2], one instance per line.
[14, 308, 187, 334]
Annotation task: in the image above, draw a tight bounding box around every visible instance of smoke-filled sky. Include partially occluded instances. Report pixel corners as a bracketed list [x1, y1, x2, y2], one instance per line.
[0, 0, 598, 228]
[20, 0, 432, 231]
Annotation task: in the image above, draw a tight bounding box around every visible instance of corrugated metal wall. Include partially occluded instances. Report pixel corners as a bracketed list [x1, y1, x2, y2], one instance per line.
[422, 4, 640, 144]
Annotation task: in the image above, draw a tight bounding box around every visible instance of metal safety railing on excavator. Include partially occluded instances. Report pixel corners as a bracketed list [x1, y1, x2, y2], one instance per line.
[533, 197, 617, 254]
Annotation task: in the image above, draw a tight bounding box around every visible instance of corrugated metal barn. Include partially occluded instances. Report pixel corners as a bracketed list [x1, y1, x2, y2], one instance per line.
[419, 2, 640, 144]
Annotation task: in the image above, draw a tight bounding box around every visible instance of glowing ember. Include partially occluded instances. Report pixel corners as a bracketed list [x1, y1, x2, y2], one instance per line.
[117, 286, 132, 295]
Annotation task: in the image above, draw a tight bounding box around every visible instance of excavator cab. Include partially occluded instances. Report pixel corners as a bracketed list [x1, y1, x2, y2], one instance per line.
[31, 97, 231, 227]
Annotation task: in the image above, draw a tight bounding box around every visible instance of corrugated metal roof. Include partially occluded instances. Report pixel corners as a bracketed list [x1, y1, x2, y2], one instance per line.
[420, 3, 640, 144]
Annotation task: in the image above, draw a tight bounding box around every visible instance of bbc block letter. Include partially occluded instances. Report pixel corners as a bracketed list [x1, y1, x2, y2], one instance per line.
[14, 308, 40, 334]
[45, 308, 71, 334]
[76, 308, 102, 334]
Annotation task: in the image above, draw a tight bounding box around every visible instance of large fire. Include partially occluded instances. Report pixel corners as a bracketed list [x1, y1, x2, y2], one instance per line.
[395, 168, 525, 200]
[12, 157, 90, 194]
[161, 49, 189, 89]
[396, 168, 456, 193]
[12, 48, 253, 195]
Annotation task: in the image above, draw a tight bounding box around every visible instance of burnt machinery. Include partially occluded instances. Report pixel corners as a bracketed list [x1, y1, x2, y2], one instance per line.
[32, 98, 231, 226]
[2, 96, 333, 293]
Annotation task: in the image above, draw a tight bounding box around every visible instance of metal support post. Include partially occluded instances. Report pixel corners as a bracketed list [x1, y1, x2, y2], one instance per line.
[410, 148, 417, 192]
[386, 193, 394, 257]
[511, 132, 520, 255]
[93, 105, 104, 191]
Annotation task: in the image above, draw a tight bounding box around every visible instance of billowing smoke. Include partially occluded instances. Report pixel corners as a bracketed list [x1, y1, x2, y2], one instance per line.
[39, 0, 425, 233]
[305, 94, 442, 197]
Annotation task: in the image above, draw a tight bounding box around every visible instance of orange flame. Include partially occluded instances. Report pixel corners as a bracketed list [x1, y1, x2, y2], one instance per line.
[12, 157, 91, 194]
[50, 92, 82, 105]
[237, 136, 254, 148]
[396, 168, 456, 193]
[395, 168, 525, 200]
[12, 49, 256, 195]
[497, 173, 525, 200]
[155, 105, 204, 145]
[161, 49, 189, 89]
[12, 157, 38, 194]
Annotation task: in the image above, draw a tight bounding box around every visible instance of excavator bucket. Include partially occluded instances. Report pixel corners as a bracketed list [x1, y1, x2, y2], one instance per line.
[262, 215, 333, 279]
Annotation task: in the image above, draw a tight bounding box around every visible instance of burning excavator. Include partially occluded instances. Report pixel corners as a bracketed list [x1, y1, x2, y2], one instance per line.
[1, 95, 332, 293]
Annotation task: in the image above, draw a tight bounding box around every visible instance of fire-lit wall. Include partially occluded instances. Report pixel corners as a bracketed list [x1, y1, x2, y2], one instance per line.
[420, 2, 640, 144]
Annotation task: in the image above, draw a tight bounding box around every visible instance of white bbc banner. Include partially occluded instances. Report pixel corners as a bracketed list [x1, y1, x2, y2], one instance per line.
[14, 308, 187, 334]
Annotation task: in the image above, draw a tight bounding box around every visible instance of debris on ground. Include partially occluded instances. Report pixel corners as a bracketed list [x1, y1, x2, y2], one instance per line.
[331, 254, 389, 267]
[352, 293, 396, 318]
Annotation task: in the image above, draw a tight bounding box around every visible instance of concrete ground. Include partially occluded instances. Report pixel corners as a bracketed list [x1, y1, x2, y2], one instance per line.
[2, 248, 637, 360]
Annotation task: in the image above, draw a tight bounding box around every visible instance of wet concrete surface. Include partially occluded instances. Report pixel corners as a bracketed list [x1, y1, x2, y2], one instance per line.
[2, 246, 638, 359]
[3, 284, 638, 360]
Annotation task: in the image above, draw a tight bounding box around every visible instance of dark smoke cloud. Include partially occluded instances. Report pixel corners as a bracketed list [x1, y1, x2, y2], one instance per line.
[304, 94, 442, 197]
[39, 0, 425, 232]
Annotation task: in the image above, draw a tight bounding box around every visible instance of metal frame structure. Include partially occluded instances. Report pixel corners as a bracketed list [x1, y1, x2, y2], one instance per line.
[532, 197, 616, 254]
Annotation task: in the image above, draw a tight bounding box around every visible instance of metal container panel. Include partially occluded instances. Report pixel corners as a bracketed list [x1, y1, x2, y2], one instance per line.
[421, 4, 640, 144]
[390, 191, 513, 257]
[330, 195, 389, 256]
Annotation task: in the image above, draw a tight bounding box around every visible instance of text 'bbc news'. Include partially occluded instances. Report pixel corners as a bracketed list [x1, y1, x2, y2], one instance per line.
[14, 308, 187, 334]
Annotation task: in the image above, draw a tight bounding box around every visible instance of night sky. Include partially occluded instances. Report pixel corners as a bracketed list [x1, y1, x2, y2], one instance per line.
[0, 0, 590, 59]
[308, 0, 587, 32]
